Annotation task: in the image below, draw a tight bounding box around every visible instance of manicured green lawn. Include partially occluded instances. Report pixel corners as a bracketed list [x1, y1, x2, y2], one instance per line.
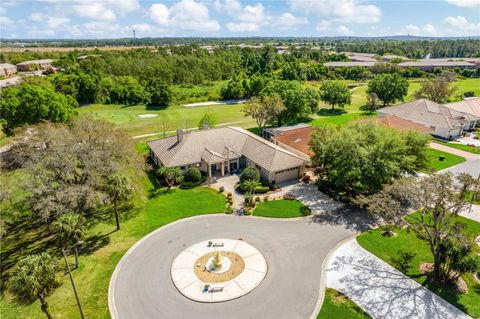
[0, 178, 226, 319]
[433, 141, 480, 155]
[310, 112, 377, 127]
[317, 288, 370, 319]
[357, 216, 480, 318]
[253, 199, 308, 218]
[78, 103, 255, 137]
[423, 148, 466, 172]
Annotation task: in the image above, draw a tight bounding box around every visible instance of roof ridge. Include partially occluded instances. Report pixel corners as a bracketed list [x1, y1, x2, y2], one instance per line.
[227, 126, 306, 161]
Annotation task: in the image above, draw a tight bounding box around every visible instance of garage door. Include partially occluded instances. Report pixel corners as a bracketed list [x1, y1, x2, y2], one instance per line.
[274, 167, 299, 183]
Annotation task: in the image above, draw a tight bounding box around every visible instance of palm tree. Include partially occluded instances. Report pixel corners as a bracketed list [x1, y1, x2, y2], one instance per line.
[9, 253, 60, 319]
[156, 167, 183, 189]
[242, 179, 260, 195]
[105, 174, 133, 231]
[51, 213, 86, 249]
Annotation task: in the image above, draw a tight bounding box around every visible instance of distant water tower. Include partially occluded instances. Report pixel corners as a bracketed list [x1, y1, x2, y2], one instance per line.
[133, 29, 136, 46]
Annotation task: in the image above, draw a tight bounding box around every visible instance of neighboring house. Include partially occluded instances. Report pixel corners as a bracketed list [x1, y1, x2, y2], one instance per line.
[444, 97, 480, 130]
[378, 99, 479, 139]
[0, 63, 17, 76]
[263, 123, 314, 161]
[359, 115, 434, 134]
[342, 52, 378, 62]
[147, 127, 308, 183]
[382, 55, 410, 62]
[16, 59, 54, 72]
[397, 60, 476, 71]
[324, 61, 377, 68]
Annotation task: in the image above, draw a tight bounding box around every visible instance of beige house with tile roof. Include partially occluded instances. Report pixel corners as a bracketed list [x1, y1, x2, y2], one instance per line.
[444, 98, 480, 125]
[147, 127, 308, 183]
[378, 99, 479, 139]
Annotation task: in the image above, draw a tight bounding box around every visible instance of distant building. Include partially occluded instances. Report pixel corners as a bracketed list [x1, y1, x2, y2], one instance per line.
[16, 59, 54, 72]
[382, 55, 410, 62]
[342, 52, 378, 62]
[324, 61, 378, 68]
[0, 63, 17, 76]
[398, 60, 476, 71]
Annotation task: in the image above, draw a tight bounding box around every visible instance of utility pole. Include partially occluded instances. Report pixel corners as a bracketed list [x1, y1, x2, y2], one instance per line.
[62, 241, 85, 319]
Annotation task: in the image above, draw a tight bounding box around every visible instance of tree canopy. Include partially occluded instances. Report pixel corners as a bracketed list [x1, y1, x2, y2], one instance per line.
[310, 123, 430, 200]
[319, 81, 352, 110]
[367, 73, 409, 106]
[0, 84, 78, 135]
[414, 76, 458, 103]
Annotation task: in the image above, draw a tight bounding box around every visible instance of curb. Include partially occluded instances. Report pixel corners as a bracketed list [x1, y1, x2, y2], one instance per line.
[308, 234, 359, 319]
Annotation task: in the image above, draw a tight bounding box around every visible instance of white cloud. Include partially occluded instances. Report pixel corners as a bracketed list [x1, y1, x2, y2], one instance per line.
[444, 15, 479, 30]
[336, 25, 353, 35]
[288, 0, 381, 24]
[149, 0, 220, 32]
[404, 23, 442, 36]
[226, 22, 259, 32]
[316, 20, 331, 31]
[215, 0, 267, 32]
[445, 0, 480, 7]
[29, 12, 46, 22]
[275, 13, 307, 27]
[0, 15, 13, 25]
[149, 4, 170, 25]
[73, 3, 116, 21]
[47, 16, 70, 29]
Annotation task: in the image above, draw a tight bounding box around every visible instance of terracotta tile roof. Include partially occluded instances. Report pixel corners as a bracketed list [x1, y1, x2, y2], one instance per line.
[271, 126, 315, 157]
[359, 115, 433, 134]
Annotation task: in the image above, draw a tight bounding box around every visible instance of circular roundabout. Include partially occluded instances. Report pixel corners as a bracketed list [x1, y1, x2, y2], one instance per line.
[171, 239, 268, 302]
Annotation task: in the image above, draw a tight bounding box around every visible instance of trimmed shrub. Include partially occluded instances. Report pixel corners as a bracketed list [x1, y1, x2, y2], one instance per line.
[219, 186, 225, 193]
[240, 167, 260, 183]
[255, 186, 269, 194]
[300, 205, 311, 216]
[184, 167, 202, 183]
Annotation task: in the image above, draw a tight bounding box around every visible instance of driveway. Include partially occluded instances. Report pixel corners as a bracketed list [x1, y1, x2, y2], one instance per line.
[429, 142, 480, 177]
[109, 212, 367, 319]
[326, 240, 471, 319]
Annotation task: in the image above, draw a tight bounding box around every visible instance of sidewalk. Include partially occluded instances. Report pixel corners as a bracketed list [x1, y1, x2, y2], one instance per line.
[429, 142, 479, 160]
[326, 239, 471, 319]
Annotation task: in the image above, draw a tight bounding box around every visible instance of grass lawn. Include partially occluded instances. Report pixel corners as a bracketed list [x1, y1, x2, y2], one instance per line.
[78, 103, 255, 137]
[433, 140, 480, 155]
[423, 148, 466, 172]
[357, 216, 480, 318]
[317, 288, 371, 319]
[0, 176, 226, 319]
[310, 112, 377, 127]
[253, 199, 308, 218]
[171, 81, 226, 104]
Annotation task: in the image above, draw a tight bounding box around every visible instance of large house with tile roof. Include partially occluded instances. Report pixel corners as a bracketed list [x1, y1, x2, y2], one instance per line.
[378, 99, 479, 139]
[147, 127, 308, 183]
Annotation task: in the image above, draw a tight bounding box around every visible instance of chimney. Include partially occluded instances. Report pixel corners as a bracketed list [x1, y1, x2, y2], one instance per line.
[176, 129, 184, 143]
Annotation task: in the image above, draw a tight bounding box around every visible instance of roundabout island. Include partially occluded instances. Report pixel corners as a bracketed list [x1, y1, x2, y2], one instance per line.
[171, 238, 267, 302]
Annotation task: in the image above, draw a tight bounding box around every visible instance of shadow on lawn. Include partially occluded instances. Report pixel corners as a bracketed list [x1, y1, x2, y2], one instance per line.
[317, 108, 347, 116]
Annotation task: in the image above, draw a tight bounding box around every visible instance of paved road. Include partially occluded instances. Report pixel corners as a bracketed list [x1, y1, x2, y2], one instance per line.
[429, 142, 480, 177]
[440, 158, 480, 177]
[109, 214, 361, 319]
[327, 240, 471, 319]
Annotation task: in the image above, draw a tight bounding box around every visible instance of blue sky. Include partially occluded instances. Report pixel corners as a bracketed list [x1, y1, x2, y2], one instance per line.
[0, 0, 479, 39]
